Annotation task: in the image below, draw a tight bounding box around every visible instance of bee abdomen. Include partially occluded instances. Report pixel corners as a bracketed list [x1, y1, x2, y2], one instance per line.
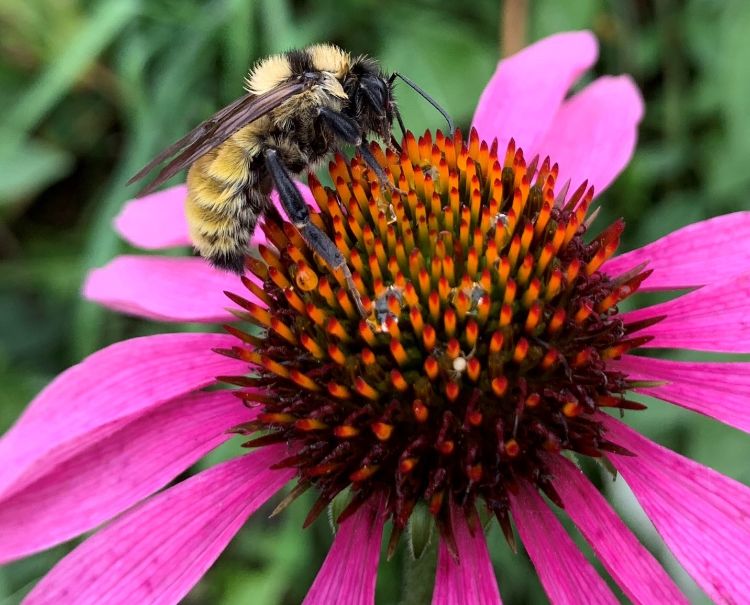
[186, 149, 265, 274]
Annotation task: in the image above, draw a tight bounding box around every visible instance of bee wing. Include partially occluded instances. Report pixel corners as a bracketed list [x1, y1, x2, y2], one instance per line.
[127, 80, 307, 196]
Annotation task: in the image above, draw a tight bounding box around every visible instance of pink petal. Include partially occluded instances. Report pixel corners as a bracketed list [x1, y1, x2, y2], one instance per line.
[613, 355, 750, 433]
[0, 333, 247, 498]
[471, 31, 598, 155]
[546, 454, 687, 605]
[303, 497, 385, 605]
[536, 75, 644, 197]
[25, 447, 293, 605]
[433, 504, 502, 605]
[623, 272, 750, 353]
[114, 186, 190, 249]
[115, 184, 317, 251]
[602, 416, 750, 604]
[0, 391, 251, 564]
[83, 255, 255, 323]
[603, 212, 750, 290]
[509, 481, 619, 605]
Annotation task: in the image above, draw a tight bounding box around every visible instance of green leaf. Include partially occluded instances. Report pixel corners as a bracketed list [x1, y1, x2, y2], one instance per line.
[326, 486, 352, 535]
[1, 0, 140, 144]
[0, 138, 72, 207]
[406, 502, 435, 560]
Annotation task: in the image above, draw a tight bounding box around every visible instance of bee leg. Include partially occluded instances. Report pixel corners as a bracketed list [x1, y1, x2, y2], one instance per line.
[357, 142, 405, 196]
[389, 134, 403, 154]
[264, 148, 367, 318]
[392, 104, 407, 144]
[317, 107, 404, 196]
[298, 222, 367, 318]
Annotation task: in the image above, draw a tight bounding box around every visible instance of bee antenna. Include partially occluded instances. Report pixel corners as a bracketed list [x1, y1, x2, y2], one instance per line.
[389, 72, 454, 134]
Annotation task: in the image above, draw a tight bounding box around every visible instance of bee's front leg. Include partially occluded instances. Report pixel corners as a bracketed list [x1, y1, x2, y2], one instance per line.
[317, 107, 404, 196]
[263, 148, 367, 319]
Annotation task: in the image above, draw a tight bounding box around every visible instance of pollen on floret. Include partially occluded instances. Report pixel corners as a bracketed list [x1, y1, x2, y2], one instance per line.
[220, 128, 656, 553]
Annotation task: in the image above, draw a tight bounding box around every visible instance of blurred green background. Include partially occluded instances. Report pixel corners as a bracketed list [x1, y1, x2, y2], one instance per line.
[1, 0, 749, 603]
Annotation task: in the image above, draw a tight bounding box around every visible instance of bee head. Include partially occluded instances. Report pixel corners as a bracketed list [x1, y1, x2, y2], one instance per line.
[344, 57, 395, 143]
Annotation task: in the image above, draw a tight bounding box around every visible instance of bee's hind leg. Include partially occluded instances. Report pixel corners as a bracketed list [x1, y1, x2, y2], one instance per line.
[264, 148, 367, 318]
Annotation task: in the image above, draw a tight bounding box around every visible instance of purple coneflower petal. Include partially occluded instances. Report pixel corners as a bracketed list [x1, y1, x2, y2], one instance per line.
[614, 355, 750, 433]
[114, 185, 191, 249]
[24, 447, 293, 605]
[302, 497, 385, 605]
[602, 416, 750, 604]
[537, 75, 644, 196]
[546, 454, 688, 605]
[83, 255, 256, 322]
[624, 272, 750, 352]
[603, 212, 750, 291]
[0, 391, 252, 564]
[472, 31, 597, 156]
[432, 504, 502, 605]
[0, 333, 246, 498]
[114, 185, 317, 251]
[510, 481, 619, 605]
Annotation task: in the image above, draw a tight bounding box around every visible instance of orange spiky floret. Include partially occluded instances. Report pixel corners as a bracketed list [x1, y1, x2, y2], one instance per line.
[222, 128, 656, 547]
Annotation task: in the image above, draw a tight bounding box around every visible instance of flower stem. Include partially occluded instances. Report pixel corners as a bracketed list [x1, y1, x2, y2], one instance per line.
[501, 0, 529, 57]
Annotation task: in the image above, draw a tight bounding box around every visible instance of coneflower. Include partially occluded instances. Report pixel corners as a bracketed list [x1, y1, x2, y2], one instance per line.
[3, 31, 749, 605]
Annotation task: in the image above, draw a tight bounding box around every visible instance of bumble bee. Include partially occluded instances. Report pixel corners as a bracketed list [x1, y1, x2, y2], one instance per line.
[128, 43, 452, 316]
